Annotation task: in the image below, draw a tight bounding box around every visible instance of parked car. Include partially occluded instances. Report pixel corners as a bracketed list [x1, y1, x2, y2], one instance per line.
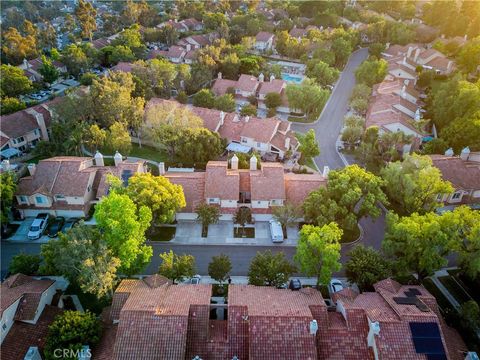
[190, 275, 201, 284]
[48, 217, 65, 237]
[62, 218, 79, 233]
[27, 216, 49, 240]
[289, 278, 302, 291]
[269, 220, 284, 243]
[329, 279, 344, 295]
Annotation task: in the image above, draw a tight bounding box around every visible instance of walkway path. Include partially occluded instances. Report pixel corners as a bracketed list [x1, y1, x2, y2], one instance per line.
[291, 48, 369, 170]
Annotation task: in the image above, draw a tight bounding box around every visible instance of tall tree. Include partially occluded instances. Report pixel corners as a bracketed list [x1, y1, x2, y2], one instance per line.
[75, 0, 97, 41]
[38, 55, 59, 84]
[1, 27, 37, 64]
[294, 223, 342, 286]
[158, 250, 195, 284]
[233, 206, 252, 237]
[381, 154, 454, 215]
[38, 21, 57, 50]
[61, 44, 89, 77]
[355, 58, 388, 87]
[196, 203, 221, 237]
[303, 165, 388, 235]
[297, 129, 320, 164]
[306, 60, 340, 86]
[174, 128, 225, 165]
[272, 202, 301, 234]
[383, 212, 450, 281]
[193, 89, 216, 108]
[83, 124, 106, 153]
[286, 79, 330, 119]
[95, 192, 153, 275]
[208, 254, 232, 284]
[248, 250, 296, 288]
[345, 245, 391, 292]
[105, 122, 131, 155]
[8, 253, 41, 276]
[0, 172, 16, 228]
[0, 64, 32, 98]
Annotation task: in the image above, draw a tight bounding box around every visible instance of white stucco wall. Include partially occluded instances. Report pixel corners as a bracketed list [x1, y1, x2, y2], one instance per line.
[221, 200, 237, 208]
[0, 299, 20, 344]
[251, 200, 269, 209]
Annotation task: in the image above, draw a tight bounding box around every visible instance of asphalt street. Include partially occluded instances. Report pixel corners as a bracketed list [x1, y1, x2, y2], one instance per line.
[292, 48, 370, 170]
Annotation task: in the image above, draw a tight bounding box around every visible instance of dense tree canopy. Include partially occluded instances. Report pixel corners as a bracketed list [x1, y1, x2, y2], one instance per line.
[286, 79, 330, 119]
[208, 254, 232, 283]
[248, 250, 296, 288]
[355, 58, 388, 87]
[158, 250, 196, 284]
[0, 64, 32, 97]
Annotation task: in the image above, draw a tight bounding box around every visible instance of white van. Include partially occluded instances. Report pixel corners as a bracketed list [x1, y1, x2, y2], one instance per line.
[269, 220, 284, 243]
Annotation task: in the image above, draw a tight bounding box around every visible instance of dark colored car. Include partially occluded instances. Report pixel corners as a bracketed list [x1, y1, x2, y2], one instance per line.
[62, 218, 79, 233]
[48, 217, 65, 238]
[289, 278, 302, 291]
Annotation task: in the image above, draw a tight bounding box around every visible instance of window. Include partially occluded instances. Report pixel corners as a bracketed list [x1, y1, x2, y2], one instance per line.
[452, 192, 462, 200]
[34, 129, 40, 136]
[208, 198, 219, 204]
[13, 136, 25, 144]
[436, 194, 443, 201]
[55, 194, 65, 201]
[87, 185, 92, 192]
[257, 142, 261, 148]
[2, 324, 6, 331]
[19, 195, 27, 203]
[241, 138, 247, 143]
[35, 196, 45, 204]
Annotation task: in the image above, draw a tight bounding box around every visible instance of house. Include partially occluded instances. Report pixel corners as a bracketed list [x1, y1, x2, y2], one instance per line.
[144, 99, 298, 159]
[0, 274, 61, 344]
[212, 73, 291, 114]
[110, 62, 134, 73]
[18, 58, 67, 82]
[163, 159, 325, 219]
[15, 153, 146, 218]
[96, 277, 467, 360]
[430, 148, 480, 205]
[289, 27, 308, 40]
[158, 18, 203, 33]
[0, 99, 60, 156]
[255, 31, 275, 51]
[164, 45, 187, 63]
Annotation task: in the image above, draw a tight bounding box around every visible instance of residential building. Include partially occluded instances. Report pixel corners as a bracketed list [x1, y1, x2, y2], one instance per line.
[212, 73, 291, 114]
[18, 58, 67, 82]
[289, 26, 308, 40]
[96, 277, 467, 360]
[145, 99, 298, 159]
[254, 31, 275, 51]
[158, 18, 204, 33]
[163, 159, 325, 220]
[0, 99, 60, 155]
[430, 148, 480, 205]
[15, 154, 146, 218]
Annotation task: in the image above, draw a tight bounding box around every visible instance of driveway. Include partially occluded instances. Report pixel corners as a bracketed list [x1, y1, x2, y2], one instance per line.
[291, 48, 369, 170]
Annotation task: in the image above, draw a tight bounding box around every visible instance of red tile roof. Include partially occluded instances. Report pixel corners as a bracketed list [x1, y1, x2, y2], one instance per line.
[284, 172, 326, 205]
[111, 62, 134, 73]
[211, 78, 238, 96]
[250, 163, 286, 201]
[164, 171, 206, 212]
[0, 109, 40, 139]
[204, 162, 239, 200]
[237, 74, 259, 93]
[258, 78, 286, 95]
[255, 31, 274, 42]
[430, 155, 480, 190]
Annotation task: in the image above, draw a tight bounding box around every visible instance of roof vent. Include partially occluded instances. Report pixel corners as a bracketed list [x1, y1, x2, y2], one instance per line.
[444, 148, 454, 157]
[309, 319, 318, 335]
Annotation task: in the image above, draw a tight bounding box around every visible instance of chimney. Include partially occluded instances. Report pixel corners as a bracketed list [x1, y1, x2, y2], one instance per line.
[269, 74, 275, 82]
[220, 111, 225, 125]
[159, 162, 165, 175]
[404, 79, 410, 86]
[114, 151, 123, 166]
[231, 154, 239, 170]
[444, 148, 454, 157]
[244, 116, 250, 123]
[258, 73, 264, 82]
[385, 42, 390, 49]
[1, 160, 10, 172]
[401, 85, 406, 99]
[447, 60, 453, 72]
[460, 147, 470, 161]
[24, 347, 42, 360]
[94, 151, 104, 167]
[309, 320, 318, 335]
[217, 72, 222, 79]
[249, 155, 257, 170]
[402, 57, 407, 65]
[367, 321, 381, 360]
[322, 166, 330, 177]
[407, 46, 413, 58]
[186, 44, 191, 51]
[414, 48, 420, 62]
[27, 163, 36, 176]
[285, 137, 290, 149]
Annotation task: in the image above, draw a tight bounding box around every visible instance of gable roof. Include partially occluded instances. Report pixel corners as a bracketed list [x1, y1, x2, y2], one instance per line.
[255, 31, 274, 42]
[204, 162, 239, 200]
[430, 155, 480, 190]
[249, 163, 286, 200]
[0, 110, 40, 139]
[237, 74, 259, 93]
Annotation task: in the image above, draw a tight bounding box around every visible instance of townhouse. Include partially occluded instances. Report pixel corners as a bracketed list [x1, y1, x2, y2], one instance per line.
[430, 148, 480, 206]
[0, 99, 60, 157]
[163, 158, 325, 220]
[94, 276, 467, 360]
[18, 57, 67, 83]
[254, 31, 275, 51]
[14, 153, 146, 218]
[144, 98, 298, 159]
[212, 73, 291, 114]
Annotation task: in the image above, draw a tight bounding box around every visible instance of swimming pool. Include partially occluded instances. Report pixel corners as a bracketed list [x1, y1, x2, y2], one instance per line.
[281, 73, 304, 84]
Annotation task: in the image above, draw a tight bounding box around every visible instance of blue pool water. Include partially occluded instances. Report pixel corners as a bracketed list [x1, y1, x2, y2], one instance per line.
[281, 73, 304, 84]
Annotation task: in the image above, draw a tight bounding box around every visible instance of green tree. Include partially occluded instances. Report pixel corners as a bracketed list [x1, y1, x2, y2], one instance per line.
[38, 21, 57, 50]
[272, 202, 301, 235]
[331, 37, 353, 68]
[0, 64, 32, 97]
[459, 301, 480, 337]
[95, 192, 153, 275]
[0, 97, 26, 115]
[214, 94, 236, 112]
[158, 250, 195, 284]
[294, 223, 342, 286]
[456, 37, 480, 74]
[131, 58, 178, 99]
[40, 225, 120, 297]
[248, 250, 296, 288]
[75, 0, 97, 40]
[440, 111, 480, 152]
[345, 245, 391, 292]
[203, 12, 228, 29]
[9, 253, 41, 275]
[297, 129, 320, 164]
[233, 206, 252, 236]
[350, 97, 368, 115]
[306, 60, 340, 87]
[174, 128, 224, 164]
[79, 72, 98, 86]
[38, 55, 59, 84]
[196, 203, 221, 237]
[1, 26, 37, 64]
[113, 24, 146, 58]
[0, 172, 16, 227]
[303, 165, 388, 235]
[381, 154, 454, 215]
[122, 172, 186, 224]
[286, 79, 330, 119]
[44, 311, 101, 360]
[350, 83, 371, 102]
[193, 89, 216, 108]
[355, 58, 388, 87]
[240, 104, 257, 116]
[61, 44, 89, 76]
[105, 122, 131, 155]
[368, 42, 386, 58]
[208, 254, 232, 284]
[383, 212, 450, 280]
[265, 92, 282, 111]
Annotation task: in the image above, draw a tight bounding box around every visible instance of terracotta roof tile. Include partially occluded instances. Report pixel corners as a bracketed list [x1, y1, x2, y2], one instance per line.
[255, 31, 274, 42]
[250, 163, 286, 201]
[211, 78, 237, 96]
[237, 74, 260, 93]
[284, 172, 326, 205]
[430, 155, 480, 190]
[258, 79, 286, 95]
[164, 171, 206, 212]
[204, 162, 239, 200]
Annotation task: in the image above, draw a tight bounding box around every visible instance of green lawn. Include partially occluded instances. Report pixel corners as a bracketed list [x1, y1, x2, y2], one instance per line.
[288, 115, 314, 123]
[129, 144, 168, 163]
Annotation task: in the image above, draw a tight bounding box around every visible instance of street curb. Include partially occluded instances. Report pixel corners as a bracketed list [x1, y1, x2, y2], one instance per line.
[335, 135, 349, 167]
[149, 241, 299, 247]
[339, 223, 364, 247]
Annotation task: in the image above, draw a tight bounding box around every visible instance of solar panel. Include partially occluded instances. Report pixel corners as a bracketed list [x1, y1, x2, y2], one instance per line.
[394, 296, 417, 305]
[405, 288, 422, 297]
[409, 322, 446, 359]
